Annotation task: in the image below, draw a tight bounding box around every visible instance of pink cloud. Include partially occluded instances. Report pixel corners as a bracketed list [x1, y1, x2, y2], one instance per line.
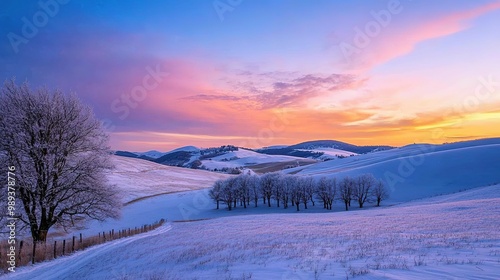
[346, 1, 500, 72]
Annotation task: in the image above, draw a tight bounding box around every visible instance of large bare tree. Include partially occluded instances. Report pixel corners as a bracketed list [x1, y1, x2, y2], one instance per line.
[0, 80, 120, 242]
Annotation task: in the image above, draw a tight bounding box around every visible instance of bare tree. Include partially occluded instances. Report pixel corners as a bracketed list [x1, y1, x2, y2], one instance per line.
[316, 177, 329, 209]
[220, 177, 237, 210]
[315, 177, 337, 210]
[260, 173, 275, 207]
[297, 177, 310, 209]
[281, 175, 295, 209]
[209, 179, 224, 209]
[353, 174, 376, 208]
[290, 177, 304, 211]
[249, 175, 260, 207]
[302, 176, 315, 207]
[0, 80, 120, 242]
[372, 179, 389, 206]
[339, 177, 353, 211]
[236, 174, 252, 209]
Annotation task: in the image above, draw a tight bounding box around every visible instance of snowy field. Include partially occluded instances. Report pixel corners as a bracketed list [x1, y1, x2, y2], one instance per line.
[108, 155, 228, 203]
[4, 184, 499, 280]
[4, 139, 500, 279]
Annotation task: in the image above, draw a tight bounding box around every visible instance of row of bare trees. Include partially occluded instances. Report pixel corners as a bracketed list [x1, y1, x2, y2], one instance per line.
[209, 173, 389, 211]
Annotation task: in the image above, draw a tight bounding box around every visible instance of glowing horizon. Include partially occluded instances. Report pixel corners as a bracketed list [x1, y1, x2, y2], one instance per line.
[2, 0, 500, 151]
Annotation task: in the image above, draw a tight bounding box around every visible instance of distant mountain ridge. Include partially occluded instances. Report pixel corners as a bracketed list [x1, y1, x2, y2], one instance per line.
[113, 140, 394, 172]
[257, 140, 393, 159]
[288, 140, 393, 153]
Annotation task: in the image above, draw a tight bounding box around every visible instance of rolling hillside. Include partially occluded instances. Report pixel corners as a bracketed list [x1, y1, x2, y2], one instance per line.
[116, 145, 315, 173]
[200, 148, 316, 172]
[256, 140, 393, 160]
[108, 155, 229, 203]
[285, 138, 500, 202]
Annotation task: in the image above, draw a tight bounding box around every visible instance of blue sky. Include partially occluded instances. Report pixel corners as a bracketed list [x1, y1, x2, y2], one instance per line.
[1, 0, 500, 150]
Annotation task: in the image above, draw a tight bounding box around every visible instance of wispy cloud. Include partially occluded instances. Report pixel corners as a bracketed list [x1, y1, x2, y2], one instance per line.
[340, 1, 500, 72]
[185, 71, 362, 110]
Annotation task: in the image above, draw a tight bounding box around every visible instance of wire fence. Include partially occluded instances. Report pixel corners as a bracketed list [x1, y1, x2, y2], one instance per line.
[1, 219, 165, 272]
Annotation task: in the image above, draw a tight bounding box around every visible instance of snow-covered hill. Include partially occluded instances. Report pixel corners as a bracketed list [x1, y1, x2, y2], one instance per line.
[119, 145, 313, 173]
[133, 150, 166, 159]
[256, 140, 391, 160]
[166, 145, 200, 154]
[6, 184, 500, 279]
[285, 138, 500, 202]
[296, 147, 358, 160]
[200, 149, 313, 171]
[133, 146, 201, 159]
[108, 155, 228, 203]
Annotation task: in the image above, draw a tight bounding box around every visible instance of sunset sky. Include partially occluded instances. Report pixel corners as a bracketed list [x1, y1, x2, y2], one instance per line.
[1, 0, 500, 151]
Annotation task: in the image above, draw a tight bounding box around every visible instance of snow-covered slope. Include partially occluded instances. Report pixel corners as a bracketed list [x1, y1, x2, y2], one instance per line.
[166, 145, 200, 154]
[133, 150, 166, 159]
[108, 155, 228, 203]
[297, 147, 357, 160]
[260, 145, 289, 150]
[6, 184, 499, 279]
[285, 138, 500, 202]
[201, 149, 312, 170]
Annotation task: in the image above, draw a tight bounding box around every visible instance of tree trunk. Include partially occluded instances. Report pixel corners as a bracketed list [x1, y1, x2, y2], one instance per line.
[216, 200, 219, 209]
[39, 230, 48, 242]
[344, 201, 348, 211]
[296, 202, 300, 211]
[377, 198, 381, 207]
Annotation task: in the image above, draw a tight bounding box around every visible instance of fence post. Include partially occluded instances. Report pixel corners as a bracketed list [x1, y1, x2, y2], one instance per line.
[72, 236, 75, 252]
[17, 240, 23, 264]
[103, 231, 106, 242]
[62, 240, 66, 255]
[32, 241, 36, 264]
[80, 233, 83, 246]
[53, 241, 57, 259]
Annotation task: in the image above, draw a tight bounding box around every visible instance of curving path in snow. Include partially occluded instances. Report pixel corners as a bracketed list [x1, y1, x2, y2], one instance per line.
[4, 224, 173, 280]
